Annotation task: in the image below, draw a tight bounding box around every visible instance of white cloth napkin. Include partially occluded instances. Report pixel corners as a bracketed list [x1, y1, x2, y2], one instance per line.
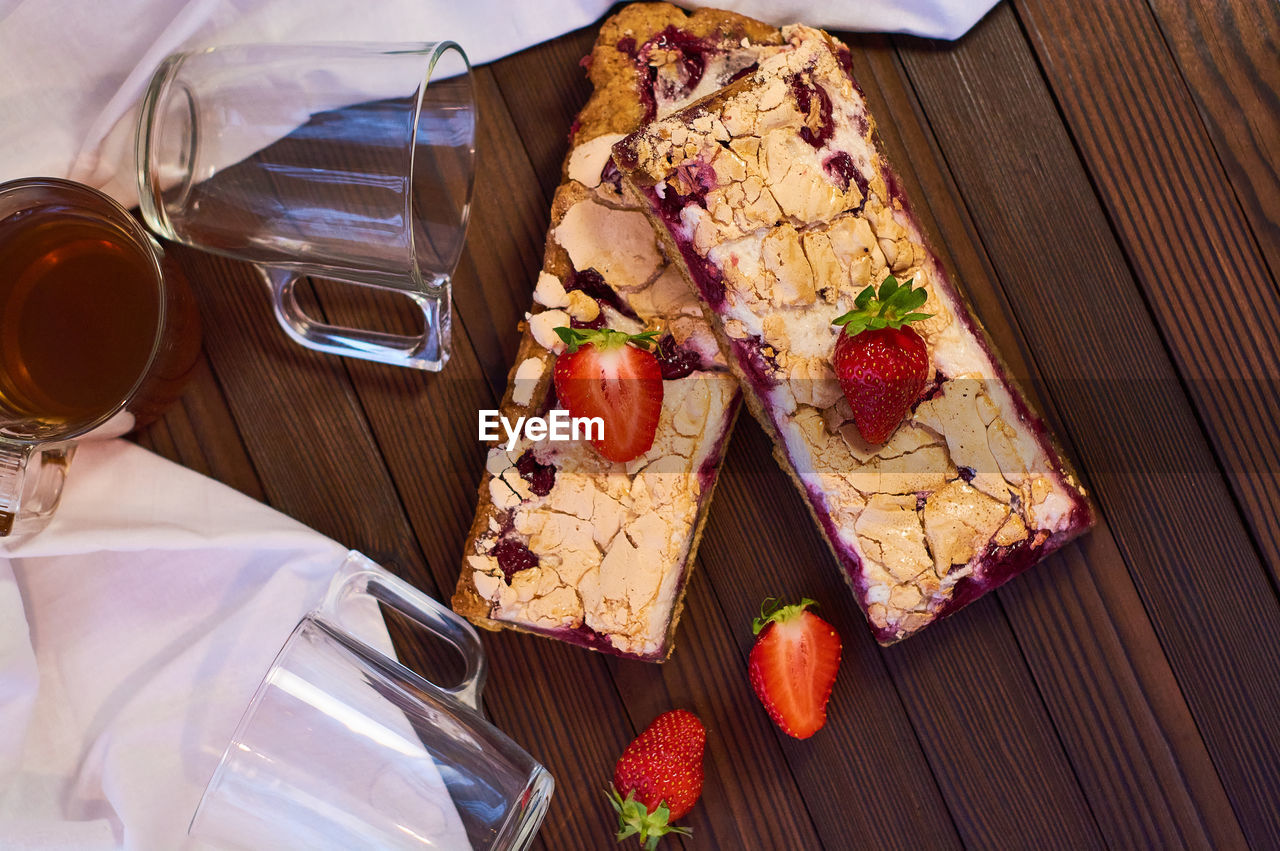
[0, 440, 413, 850]
[0, 0, 997, 207]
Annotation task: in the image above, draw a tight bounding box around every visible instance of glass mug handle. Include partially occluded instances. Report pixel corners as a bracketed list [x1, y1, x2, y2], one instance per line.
[260, 266, 451, 371]
[317, 553, 486, 712]
[0, 443, 75, 538]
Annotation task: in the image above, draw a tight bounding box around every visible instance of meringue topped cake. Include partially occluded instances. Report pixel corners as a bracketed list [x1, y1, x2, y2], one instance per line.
[452, 4, 788, 660]
[614, 24, 1092, 643]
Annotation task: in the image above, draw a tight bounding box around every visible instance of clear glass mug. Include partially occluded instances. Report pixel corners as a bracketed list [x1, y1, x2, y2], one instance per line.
[136, 42, 476, 371]
[0, 177, 201, 538]
[189, 554, 553, 851]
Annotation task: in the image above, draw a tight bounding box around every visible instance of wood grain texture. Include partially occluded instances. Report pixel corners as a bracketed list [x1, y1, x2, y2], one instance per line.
[450, 70, 555, 395]
[489, 27, 597, 201]
[1143, 0, 1280, 276]
[1015, 0, 1280, 593]
[123, 4, 1280, 849]
[132, 353, 265, 502]
[893, 5, 1280, 846]
[165, 248, 421, 561]
[294, 74, 647, 849]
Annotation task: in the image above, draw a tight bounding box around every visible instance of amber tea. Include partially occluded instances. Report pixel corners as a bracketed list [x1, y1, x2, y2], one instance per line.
[0, 202, 162, 428]
[0, 177, 199, 538]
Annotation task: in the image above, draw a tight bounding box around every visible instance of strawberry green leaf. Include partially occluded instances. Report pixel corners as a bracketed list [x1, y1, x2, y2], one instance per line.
[906, 287, 928, 312]
[853, 285, 875, 309]
[831, 277, 933, 338]
[608, 786, 692, 850]
[553, 326, 588, 352]
[553, 326, 658, 354]
[752, 597, 818, 634]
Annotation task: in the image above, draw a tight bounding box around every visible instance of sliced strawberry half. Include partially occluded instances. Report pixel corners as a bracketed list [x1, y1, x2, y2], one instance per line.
[748, 597, 843, 740]
[553, 326, 663, 463]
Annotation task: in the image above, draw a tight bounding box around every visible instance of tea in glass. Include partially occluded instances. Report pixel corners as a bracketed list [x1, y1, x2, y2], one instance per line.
[0, 177, 200, 538]
[0, 199, 162, 429]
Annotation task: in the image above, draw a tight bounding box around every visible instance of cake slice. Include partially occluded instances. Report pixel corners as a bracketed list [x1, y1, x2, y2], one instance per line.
[614, 24, 1093, 644]
[452, 4, 787, 660]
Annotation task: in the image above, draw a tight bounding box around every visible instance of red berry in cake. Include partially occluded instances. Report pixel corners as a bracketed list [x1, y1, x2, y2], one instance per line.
[652, 333, 702, 380]
[492, 538, 538, 582]
[831, 276, 933, 445]
[748, 598, 842, 740]
[514, 450, 556, 496]
[788, 71, 834, 148]
[553, 327, 664, 463]
[609, 709, 705, 849]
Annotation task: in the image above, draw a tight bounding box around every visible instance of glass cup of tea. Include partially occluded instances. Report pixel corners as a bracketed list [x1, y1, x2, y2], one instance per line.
[136, 41, 476, 371]
[189, 553, 553, 850]
[0, 177, 201, 539]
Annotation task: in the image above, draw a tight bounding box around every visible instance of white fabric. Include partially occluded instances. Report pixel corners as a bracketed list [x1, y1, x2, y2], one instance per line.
[0, 440, 399, 850]
[0, 0, 997, 208]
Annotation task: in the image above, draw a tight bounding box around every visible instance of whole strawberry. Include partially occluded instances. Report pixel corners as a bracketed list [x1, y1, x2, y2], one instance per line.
[831, 276, 932, 445]
[608, 709, 705, 849]
[748, 597, 842, 739]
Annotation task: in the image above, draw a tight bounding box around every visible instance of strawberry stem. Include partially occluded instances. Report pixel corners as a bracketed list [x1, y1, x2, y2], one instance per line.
[607, 786, 692, 850]
[831, 276, 932, 337]
[554, 326, 659, 354]
[753, 597, 818, 634]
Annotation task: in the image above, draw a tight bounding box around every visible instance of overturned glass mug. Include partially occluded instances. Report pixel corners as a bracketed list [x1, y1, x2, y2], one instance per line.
[137, 41, 476, 370]
[190, 554, 553, 850]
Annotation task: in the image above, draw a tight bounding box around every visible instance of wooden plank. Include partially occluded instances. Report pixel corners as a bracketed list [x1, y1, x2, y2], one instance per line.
[1001, 533, 1242, 850]
[846, 29, 1249, 850]
[164, 246, 421, 561]
[1143, 0, 1280, 276]
[1016, 0, 1280, 597]
[487, 27, 597, 200]
[131, 353, 266, 503]
[891, 5, 1280, 845]
[449, 71, 554, 396]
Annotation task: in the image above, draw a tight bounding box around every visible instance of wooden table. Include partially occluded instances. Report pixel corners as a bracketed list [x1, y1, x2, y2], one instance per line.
[132, 2, 1280, 848]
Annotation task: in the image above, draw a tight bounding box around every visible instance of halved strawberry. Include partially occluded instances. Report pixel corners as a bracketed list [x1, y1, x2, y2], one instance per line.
[553, 327, 663, 463]
[748, 598, 842, 739]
